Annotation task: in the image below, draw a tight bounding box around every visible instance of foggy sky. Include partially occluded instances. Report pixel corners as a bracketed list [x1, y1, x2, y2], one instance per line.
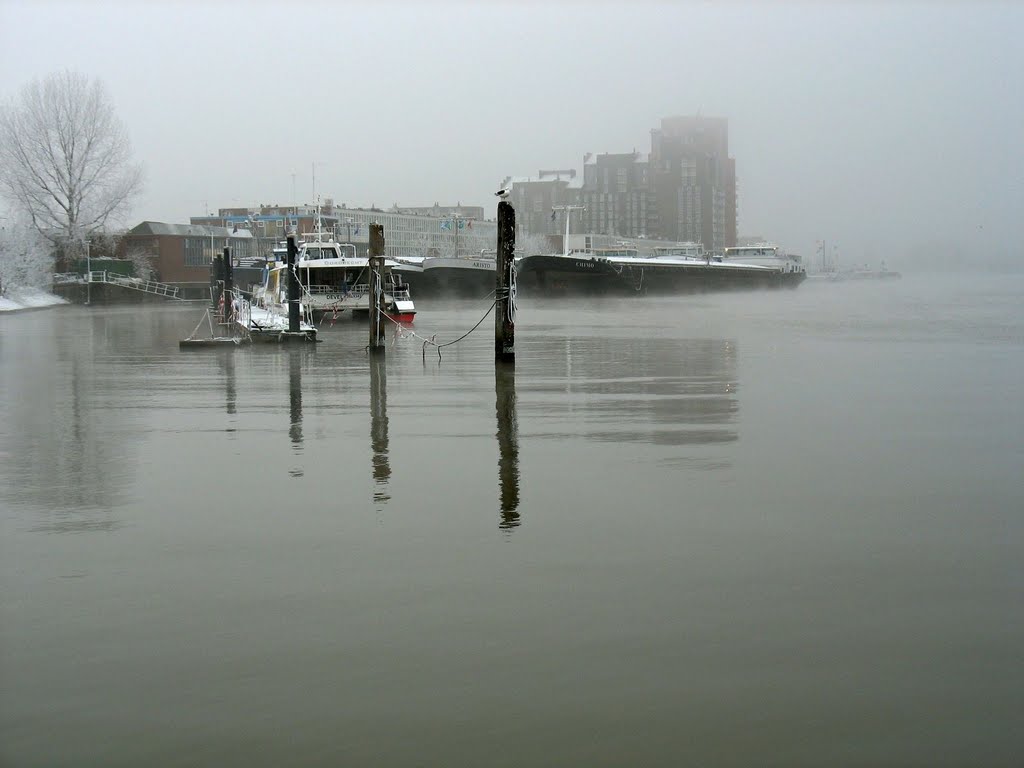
[1, 0, 1021, 268]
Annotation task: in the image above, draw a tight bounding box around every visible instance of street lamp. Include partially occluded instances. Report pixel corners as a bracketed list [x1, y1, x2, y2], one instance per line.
[76, 228, 92, 305]
[85, 236, 91, 305]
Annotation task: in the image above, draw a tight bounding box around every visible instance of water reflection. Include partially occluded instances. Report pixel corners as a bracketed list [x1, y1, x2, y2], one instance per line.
[288, 350, 303, 450]
[0, 309, 130, 529]
[221, 350, 237, 416]
[527, 337, 739, 453]
[369, 355, 391, 505]
[495, 364, 520, 529]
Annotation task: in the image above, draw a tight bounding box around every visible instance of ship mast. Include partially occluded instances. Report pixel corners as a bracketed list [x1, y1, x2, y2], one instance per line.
[552, 205, 586, 257]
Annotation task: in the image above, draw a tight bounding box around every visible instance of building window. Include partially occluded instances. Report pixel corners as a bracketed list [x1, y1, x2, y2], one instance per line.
[184, 237, 213, 267]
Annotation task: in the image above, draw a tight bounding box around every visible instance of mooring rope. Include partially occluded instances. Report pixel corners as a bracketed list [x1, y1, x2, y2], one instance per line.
[505, 259, 518, 324]
[378, 299, 497, 362]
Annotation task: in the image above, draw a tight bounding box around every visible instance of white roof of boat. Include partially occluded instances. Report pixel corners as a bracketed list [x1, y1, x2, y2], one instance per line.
[600, 254, 776, 270]
[506, 174, 583, 189]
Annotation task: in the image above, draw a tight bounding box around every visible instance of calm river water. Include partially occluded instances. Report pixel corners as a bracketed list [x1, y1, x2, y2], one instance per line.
[2, 273, 1022, 766]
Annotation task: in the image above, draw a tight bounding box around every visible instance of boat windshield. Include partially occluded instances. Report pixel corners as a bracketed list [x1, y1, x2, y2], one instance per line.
[656, 246, 702, 258]
[727, 246, 778, 257]
[304, 247, 333, 260]
[594, 249, 638, 259]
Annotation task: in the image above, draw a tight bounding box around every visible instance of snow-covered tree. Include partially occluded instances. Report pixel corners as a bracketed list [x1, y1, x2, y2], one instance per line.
[0, 214, 53, 296]
[0, 70, 143, 256]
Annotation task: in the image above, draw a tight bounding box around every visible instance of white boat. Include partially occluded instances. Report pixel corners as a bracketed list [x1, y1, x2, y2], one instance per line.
[722, 243, 805, 274]
[256, 231, 416, 324]
[234, 296, 318, 341]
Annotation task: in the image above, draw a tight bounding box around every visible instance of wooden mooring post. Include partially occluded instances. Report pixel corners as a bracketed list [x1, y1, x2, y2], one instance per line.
[223, 246, 234, 321]
[211, 252, 225, 320]
[495, 200, 516, 364]
[368, 223, 386, 356]
[286, 235, 301, 333]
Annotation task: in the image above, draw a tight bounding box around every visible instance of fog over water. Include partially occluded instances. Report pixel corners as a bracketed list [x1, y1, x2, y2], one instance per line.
[2, 274, 1023, 765]
[2, 1, 1023, 764]
[1, 1, 1022, 268]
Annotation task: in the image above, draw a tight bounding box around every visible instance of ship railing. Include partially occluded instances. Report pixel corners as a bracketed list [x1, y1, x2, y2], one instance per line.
[87, 271, 181, 298]
[306, 283, 369, 295]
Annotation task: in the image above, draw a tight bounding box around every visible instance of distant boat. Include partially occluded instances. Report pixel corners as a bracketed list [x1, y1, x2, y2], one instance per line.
[413, 251, 497, 297]
[517, 239, 806, 295]
[812, 261, 902, 281]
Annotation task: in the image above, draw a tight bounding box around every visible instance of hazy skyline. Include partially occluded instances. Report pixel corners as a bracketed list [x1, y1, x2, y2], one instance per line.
[2, 0, 1021, 267]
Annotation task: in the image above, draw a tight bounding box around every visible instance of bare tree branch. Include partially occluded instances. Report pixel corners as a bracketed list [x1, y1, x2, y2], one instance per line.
[0, 70, 143, 250]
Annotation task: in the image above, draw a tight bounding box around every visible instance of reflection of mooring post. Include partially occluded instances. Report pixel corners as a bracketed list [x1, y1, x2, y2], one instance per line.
[369, 353, 391, 503]
[495, 200, 516, 364]
[368, 223, 386, 355]
[495, 364, 520, 528]
[286, 234, 301, 333]
[224, 351, 236, 416]
[223, 246, 234, 323]
[288, 350, 303, 447]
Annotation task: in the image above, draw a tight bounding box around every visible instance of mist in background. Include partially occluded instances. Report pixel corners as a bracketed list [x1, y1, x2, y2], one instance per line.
[1, 0, 1020, 270]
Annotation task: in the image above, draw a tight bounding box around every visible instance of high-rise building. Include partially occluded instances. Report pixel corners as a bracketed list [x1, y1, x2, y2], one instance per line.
[501, 170, 582, 237]
[580, 152, 651, 238]
[649, 116, 737, 250]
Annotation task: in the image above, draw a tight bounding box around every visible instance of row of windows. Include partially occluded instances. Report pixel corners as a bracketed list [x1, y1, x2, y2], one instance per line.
[184, 237, 258, 267]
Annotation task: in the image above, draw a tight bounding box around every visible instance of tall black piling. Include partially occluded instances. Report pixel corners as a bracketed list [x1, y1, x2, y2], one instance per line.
[286, 235, 301, 333]
[223, 246, 234, 321]
[368, 223, 386, 355]
[212, 253, 225, 320]
[495, 200, 516, 364]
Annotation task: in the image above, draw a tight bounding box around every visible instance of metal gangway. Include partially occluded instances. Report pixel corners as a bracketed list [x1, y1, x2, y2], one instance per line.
[87, 271, 181, 299]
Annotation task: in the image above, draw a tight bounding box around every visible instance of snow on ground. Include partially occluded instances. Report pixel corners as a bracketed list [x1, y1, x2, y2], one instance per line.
[0, 288, 68, 312]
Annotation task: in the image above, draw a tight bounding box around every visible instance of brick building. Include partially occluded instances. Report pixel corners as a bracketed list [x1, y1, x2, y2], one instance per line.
[120, 222, 261, 285]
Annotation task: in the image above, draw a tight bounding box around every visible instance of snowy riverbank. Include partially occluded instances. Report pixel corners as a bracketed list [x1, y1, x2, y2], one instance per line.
[0, 288, 69, 313]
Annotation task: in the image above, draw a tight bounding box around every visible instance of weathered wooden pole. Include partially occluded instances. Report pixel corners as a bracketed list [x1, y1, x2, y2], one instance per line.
[212, 253, 225, 320]
[286, 234, 300, 333]
[222, 246, 234, 321]
[368, 223, 386, 355]
[495, 200, 516, 364]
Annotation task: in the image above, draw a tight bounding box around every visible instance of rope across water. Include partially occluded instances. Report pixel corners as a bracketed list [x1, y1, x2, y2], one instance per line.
[379, 299, 497, 362]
